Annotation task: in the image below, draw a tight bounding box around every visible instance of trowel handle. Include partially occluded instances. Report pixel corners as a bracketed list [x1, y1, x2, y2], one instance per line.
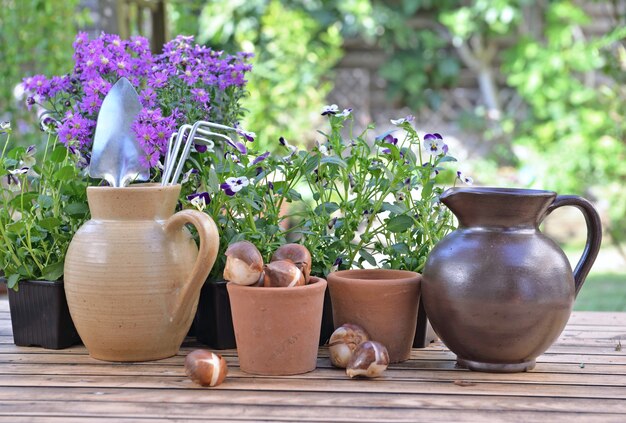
[544, 195, 602, 296]
[165, 210, 219, 318]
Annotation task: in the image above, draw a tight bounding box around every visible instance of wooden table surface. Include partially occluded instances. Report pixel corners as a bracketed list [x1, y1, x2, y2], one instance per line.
[0, 298, 625, 422]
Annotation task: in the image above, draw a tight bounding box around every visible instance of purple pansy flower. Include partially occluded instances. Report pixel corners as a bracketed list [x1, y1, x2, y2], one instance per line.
[220, 176, 250, 196]
[456, 171, 473, 185]
[321, 104, 339, 116]
[390, 115, 415, 126]
[187, 191, 211, 211]
[252, 151, 270, 165]
[236, 127, 256, 142]
[423, 133, 445, 156]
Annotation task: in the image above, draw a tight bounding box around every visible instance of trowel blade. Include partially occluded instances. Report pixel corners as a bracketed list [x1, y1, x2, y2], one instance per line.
[88, 77, 149, 187]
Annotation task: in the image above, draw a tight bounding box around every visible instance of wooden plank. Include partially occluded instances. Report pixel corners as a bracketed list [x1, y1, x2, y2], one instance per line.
[0, 374, 625, 400]
[1, 387, 626, 415]
[1, 363, 626, 387]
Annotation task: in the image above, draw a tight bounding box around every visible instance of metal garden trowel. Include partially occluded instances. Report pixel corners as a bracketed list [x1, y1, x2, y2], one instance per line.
[89, 77, 149, 187]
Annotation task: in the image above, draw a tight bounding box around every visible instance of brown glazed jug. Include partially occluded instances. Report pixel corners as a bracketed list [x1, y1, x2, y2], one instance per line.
[422, 187, 602, 372]
[64, 183, 219, 361]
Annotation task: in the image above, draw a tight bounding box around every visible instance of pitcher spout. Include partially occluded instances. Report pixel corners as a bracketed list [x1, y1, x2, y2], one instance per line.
[440, 187, 556, 228]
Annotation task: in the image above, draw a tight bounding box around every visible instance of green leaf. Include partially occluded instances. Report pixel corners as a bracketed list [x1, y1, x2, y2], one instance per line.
[391, 242, 411, 255]
[359, 249, 377, 267]
[38, 217, 62, 230]
[41, 261, 64, 281]
[438, 155, 458, 163]
[314, 202, 339, 215]
[50, 146, 68, 163]
[421, 181, 434, 200]
[65, 202, 89, 216]
[53, 165, 76, 181]
[37, 194, 54, 209]
[386, 215, 414, 233]
[10, 192, 38, 209]
[320, 156, 347, 168]
[382, 202, 406, 215]
[7, 274, 19, 290]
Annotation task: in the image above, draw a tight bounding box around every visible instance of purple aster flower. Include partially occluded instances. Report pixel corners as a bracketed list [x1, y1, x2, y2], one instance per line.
[220, 176, 250, 196]
[321, 104, 339, 116]
[191, 88, 210, 104]
[252, 151, 270, 165]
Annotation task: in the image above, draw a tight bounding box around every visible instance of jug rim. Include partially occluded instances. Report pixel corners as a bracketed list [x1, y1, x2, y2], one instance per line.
[443, 186, 556, 198]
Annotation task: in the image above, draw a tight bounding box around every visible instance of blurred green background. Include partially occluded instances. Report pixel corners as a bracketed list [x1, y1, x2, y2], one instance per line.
[1, 0, 625, 309]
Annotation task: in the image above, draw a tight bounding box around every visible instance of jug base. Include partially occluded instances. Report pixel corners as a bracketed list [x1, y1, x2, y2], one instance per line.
[457, 357, 536, 373]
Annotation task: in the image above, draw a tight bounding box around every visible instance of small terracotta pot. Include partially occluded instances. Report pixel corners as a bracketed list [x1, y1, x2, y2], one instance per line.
[227, 277, 327, 375]
[327, 269, 421, 363]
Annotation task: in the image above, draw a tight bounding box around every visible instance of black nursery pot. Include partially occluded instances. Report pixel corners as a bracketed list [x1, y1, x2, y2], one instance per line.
[195, 279, 336, 349]
[195, 279, 236, 349]
[7, 279, 81, 349]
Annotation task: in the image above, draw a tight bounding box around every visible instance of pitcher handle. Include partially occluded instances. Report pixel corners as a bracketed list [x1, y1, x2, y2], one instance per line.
[544, 195, 602, 296]
[165, 210, 219, 319]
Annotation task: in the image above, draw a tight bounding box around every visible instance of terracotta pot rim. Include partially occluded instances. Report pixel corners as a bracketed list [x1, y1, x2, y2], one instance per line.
[444, 186, 556, 198]
[227, 276, 327, 293]
[87, 183, 181, 193]
[328, 269, 421, 284]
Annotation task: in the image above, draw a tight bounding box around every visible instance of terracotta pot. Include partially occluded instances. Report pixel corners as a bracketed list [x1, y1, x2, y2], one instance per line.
[7, 279, 81, 349]
[423, 187, 602, 372]
[64, 183, 219, 361]
[327, 269, 421, 363]
[227, 277, 327, 375]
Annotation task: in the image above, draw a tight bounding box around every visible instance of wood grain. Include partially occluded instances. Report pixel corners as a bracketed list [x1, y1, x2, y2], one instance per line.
[0, 298, 624, 422]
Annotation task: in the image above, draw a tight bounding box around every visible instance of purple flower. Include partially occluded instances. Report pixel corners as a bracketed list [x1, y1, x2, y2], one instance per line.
[336, 108, 352, 117]
[237, 127, 256, 142]
[390, 115, 415, 125]
[423, 133, 445, 156]
[220, 176, 250, 196]
[194, 143, 208, 153]
[187, 191, 211, 211]
[191, 88, 210, 104]
[321, 104, 339, 116]
[0, 121, 10, 135]
[456, 171, 473, 185]
[252, 151, 270, 165]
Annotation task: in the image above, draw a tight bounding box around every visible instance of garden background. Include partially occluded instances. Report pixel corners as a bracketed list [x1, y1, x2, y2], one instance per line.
[1, 0, 625, 310]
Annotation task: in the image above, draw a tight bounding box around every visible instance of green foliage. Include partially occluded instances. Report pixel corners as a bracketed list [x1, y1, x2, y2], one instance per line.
[0, 0, 89, 141]
[169, 0, 344, 150]
[292, 111, 459, 275]
[0, 130, 89, 289]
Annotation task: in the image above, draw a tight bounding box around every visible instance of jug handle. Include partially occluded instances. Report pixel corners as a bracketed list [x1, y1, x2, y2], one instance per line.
[164, 210, 219, 320]
[544, 195, 602, 296]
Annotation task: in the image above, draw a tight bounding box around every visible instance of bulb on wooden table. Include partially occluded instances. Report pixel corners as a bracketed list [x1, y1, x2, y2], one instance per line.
[263, 260, 305, 287]
[271, 244, 312, 283]
[328, 323, 370, 368]
[346, 341, 389, 378]
[185, 349, 228, 387]
[223, 241, 264, 285]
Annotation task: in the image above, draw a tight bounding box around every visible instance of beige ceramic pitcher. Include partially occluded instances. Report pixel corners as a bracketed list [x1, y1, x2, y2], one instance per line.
[64, 183, 219, 361]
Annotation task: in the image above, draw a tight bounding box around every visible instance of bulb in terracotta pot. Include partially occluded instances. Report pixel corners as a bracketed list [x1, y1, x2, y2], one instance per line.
[223, 241, 264, 285]
[271, 244, 312, 283]
[346, 341, 389, 378]
[263, 260, 305, 287]
[328, 323, 370, 368]
[185, 349, 228, 387]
